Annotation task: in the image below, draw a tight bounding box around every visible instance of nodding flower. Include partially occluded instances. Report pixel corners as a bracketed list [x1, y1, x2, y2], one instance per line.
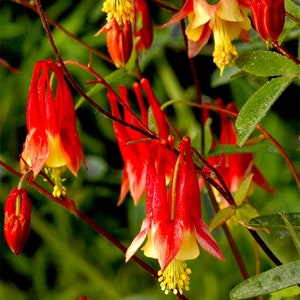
[202, 99, 273, 194]
[126, 137, 224, 295]
[20, 59, 86, 196]
[107, 78, 174, 205]
[162, 0, 251, 75]
[96, 0, 153, 68]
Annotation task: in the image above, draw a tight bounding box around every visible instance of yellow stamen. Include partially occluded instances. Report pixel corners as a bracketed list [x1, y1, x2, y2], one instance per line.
[157, 259, 192, 295]
[45, 167, 67, 198]
[212, 17, 238, 75]
[102, 0, 133, 25]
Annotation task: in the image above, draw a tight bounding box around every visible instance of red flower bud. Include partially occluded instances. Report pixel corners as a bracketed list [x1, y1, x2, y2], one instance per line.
[100, 19, 133, 68]
[251, 0, 285, 42]
[4, 188, 31, 255]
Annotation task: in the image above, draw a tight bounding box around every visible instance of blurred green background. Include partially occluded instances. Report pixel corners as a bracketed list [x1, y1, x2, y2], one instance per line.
[0, 1, 299, 299]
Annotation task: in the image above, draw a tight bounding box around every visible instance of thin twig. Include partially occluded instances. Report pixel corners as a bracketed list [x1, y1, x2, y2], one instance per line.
[15, 0, 112, 63]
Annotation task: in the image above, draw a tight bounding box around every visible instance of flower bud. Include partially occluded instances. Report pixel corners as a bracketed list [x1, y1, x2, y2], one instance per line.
[103, 19, 133, 68]
[251, 0, 285, 42]
[4, 187, 31, 255]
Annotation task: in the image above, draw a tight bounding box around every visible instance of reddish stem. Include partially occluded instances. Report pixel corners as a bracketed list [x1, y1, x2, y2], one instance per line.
[34, 0, 157, 142]
[173, 102, 300, 189]
[271, 41, 300, 66]
[63, 60, 154, 137]
[16, 0, 112, 64]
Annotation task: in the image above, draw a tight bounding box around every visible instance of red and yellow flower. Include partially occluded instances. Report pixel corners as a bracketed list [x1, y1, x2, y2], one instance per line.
[107, 78, 172, 205]
[20, 59, 85, 196]
[164, 0, 251, 74]
[97, 0, 153, 68]
[126, 137, 224, 295]
[203, 99, 273, 193]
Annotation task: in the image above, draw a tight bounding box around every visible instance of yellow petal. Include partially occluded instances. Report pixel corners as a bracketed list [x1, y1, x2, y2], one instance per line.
[176, 230, 200, 261]
[46, 134, 66, 168]
[217, 0, 246, 22]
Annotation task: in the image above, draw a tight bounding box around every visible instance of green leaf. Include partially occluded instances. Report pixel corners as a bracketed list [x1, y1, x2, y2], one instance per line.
[236, 51, 300, 77]
[204, 117, 213, 156]
[206, 0, 220, 4]
[285, 0, 300, 22]
[209, 206, 235, 232]
[230, 260, 300, 299]
[233, 174, 253, 206]
[236, 76, 294, 146]
[207, 143, 278, 157]
[235, 204, 259, 229]
[249, 213, 300, 230]
[270, 285, 300, 299]
[281, 213, 300, 254]
[249, 213, 300, 262]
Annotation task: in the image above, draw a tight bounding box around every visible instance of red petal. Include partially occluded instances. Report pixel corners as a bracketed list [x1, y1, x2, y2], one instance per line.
[134, 0, 153, 51]
[194, 219, 224, 261]
[154, 220, 183, 270]
[159, 0, 193, 28]
[125, 218, 151, 262]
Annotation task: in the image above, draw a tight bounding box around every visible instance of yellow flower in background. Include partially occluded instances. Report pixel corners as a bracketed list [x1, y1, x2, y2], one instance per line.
[164, 0, 251, 74]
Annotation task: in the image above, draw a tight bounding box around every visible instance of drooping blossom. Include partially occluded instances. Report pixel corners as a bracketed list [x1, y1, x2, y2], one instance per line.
[107, 78, 173, 205]
[250, 0, 285, 43]
[163, 0, 251, 75]
[4, 187, 31, 255]
[126, 137, 224, 295]
[96, 0, 153, 68]
[20, 59, 85, 196]
[203, 99, 273, 193]
[96, 0, 133, 69]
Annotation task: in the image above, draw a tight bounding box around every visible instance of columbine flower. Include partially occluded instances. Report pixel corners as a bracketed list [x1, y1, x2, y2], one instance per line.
[4, 187, 31, 255]
[250, 0, 285, 43]
[97, 0, 153, 67]
[204, 99, 273, 193]
[163, 0, 251, 74]
[126, 137, 224, 295]
[107, 78, 172, 205]
[96, 0, 134, 68]
[20, 59, 85, 197]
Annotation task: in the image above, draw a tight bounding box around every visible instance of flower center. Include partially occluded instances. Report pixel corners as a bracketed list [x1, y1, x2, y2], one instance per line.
[212, 17, 238, 75]
[45, 167, 67, 198]
[157, 259, 192, 295]
[102, 0, 134, 25]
